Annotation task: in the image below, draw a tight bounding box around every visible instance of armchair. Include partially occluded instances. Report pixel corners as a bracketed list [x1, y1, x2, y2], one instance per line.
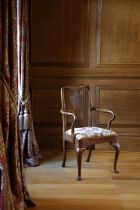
[60, 85, 120, 180]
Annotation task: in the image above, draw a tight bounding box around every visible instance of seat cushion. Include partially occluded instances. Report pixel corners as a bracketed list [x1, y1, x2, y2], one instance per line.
[65, 127, 117, 141]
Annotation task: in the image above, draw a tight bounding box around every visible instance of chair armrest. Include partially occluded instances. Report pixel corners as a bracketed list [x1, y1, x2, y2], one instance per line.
[90, 106, 116, 130]
[60, 109, 77, 136]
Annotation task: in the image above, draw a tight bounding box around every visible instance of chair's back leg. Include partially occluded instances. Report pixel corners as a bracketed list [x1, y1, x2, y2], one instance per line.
[86, 144, 95, 162]
[62, 140, 68, 167]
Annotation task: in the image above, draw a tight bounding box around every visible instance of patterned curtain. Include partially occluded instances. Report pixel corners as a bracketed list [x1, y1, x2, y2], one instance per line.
[17, 0, 40, 167]
[0, 0, 37, 209]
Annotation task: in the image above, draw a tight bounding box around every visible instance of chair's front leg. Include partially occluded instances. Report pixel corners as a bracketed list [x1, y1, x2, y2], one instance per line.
[62, 140, 68, 167]
[110, 142, 120, 173]
[76, 147, 83, 181]
[75, 147, 86, 181]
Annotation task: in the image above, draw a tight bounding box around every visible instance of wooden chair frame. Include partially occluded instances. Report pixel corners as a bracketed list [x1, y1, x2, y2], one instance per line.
[60, 85, 120, 180]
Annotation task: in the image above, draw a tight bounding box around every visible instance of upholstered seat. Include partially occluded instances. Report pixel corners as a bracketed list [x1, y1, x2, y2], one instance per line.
[60, 85, 120, 180]
[65, 127, 117, 140]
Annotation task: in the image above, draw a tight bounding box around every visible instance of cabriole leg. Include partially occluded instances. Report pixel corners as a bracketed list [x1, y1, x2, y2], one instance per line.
[76, 148, 86, 181]
[110, 142, 120, 173]
[62, 140, 68, 167]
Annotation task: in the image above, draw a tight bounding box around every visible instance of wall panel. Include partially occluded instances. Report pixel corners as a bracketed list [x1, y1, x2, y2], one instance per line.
[97, 0, 140, 65]
[30, 0, 89, 67]
[93, 85, 140, 126]
[32, 88, 61, 125]
[29, 0, 140, 151]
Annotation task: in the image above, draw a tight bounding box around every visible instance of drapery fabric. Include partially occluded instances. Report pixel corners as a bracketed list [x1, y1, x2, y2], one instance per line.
[0, 0, 37, 209]
[17, 0, 40, 167]
[0, 122, 14, 210]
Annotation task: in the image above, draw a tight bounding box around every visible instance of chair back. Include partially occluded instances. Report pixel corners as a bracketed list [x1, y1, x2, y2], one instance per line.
[61, 85, 91, 131]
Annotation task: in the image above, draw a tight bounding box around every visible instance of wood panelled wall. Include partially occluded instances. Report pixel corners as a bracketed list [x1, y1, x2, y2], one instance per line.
[29, 0, 140, 151]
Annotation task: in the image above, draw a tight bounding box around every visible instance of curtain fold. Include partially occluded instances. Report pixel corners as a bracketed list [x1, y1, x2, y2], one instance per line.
[0, 122, 15, 210]
[0, 0, 38, 209]
[17, 0, 41, 167]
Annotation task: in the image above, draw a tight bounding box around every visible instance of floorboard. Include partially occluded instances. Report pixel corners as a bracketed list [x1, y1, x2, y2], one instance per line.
[25, 151, 140, 210]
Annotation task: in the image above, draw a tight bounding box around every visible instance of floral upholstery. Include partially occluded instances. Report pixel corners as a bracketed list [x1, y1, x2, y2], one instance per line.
[65, 127, 117, 141]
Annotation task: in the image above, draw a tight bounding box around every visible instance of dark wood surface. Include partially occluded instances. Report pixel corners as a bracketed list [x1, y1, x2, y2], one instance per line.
[29, 0, 140, 151]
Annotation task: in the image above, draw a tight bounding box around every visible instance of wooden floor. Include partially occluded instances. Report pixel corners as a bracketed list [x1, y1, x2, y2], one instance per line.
[26, 151, 140, 210]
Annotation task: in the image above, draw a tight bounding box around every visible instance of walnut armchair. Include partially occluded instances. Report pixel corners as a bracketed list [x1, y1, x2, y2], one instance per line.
[60, 85, 120, 181]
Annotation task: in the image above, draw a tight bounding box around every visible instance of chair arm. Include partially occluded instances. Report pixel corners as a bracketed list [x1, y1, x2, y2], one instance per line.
[90, 107, 116, 130]
[60, 109, 77, 136]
